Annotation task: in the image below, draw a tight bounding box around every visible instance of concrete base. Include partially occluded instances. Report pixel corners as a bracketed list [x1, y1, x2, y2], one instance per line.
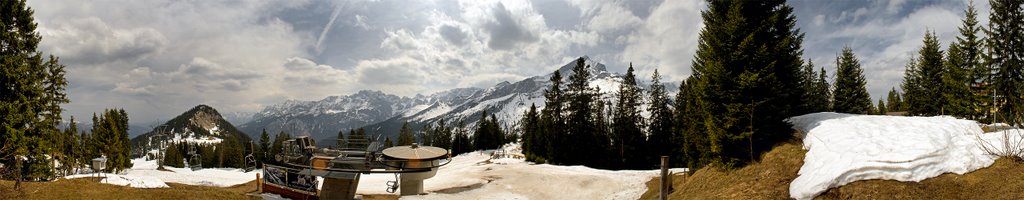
[320, 173, 361, 200]
[399, 178, 423, 196]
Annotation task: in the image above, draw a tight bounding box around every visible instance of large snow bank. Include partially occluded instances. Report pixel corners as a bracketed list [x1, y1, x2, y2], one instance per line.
[355, 143, 684, 199]
[786, 112, 1024, 200]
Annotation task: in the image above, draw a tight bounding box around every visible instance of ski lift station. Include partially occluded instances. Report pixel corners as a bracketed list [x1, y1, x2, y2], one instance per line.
[261, 136, 451, 200]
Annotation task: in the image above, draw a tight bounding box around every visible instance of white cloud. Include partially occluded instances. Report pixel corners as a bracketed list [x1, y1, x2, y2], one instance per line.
[621, 0, 705, 82]
[23, 0, 992, 124]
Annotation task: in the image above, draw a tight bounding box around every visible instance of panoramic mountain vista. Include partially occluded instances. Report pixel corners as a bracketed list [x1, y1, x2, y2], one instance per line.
[5, 0, 1024, 200]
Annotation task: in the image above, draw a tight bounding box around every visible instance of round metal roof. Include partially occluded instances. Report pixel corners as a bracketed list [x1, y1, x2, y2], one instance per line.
[382, 143, 447, 160]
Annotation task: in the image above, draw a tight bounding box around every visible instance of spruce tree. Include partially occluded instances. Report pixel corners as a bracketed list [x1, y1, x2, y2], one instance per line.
[988, 0, 1024, 123]
[565, 57, 601, 166]
[451, 120, 472, 155]
[1, 0, 70, 186]
[689, 0, 806, 168]
[258, 129, 270, 165]
[887, 88, 903, 112]
[473, 112, 492, 150]
[832, 47, 872, 114]
[397, 121, 414, 146]
[613, 64, 644, 168]
[878, 99, 889, 115]
[803, 61, 830, 113]
[902, 56, 923, 115]
[646, 69, 674, 167]
[540, 70, 564, 163]
[954, 1, 990, 120]
[817, 67, 833, 111]
[943, 43, 974, 118]
[521, 104, 543, 162]
[903, 31, 946, 116]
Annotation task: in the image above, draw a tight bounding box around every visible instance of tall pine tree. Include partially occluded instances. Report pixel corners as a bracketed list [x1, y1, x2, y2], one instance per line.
[613, 64, 644, 168]
[832, 47, 872, 114]
[1, 0, 70, 187]
[903, 31, 946, 116]
[988, 0, 1024, 123]
[646, 69, 674, 167]
[689, 0, 806, 168]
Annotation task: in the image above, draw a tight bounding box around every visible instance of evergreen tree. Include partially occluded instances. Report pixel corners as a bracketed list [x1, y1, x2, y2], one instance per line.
[953, 1, 990, 120]
[431, 119, 452, 149]
[451, 120, 473, 155]
[592, 98, 613, 169]
[90, 109, 132, 173]
[647, 69, 674, 167]
[675, 78, 710, 170]
[887, 88, 903, 112]
[817, 67, 833, 111]
[258, 129, 270, 166]
[1, 0, 70, 187]
[421, 124, 433, 146]
[689, 0, 806, 168]
[397, 121, 415, 146]
[803, 61, 830, 112]
[613, 64, 644, 168]
[903, 31, 946, 116]
[473, 111, 492, 150]
[988, 0, 1024, 123]
[384, 137, 394, 148]
[565, 57, 602, 166]
[832, 47, 872, 114]
[540, 70, 564, 163]
[943, 43, 974, 118]
[61, 117, 80, 176]
[163, 143, 184, 168]
[521, 104, 544, 162]
[878, 99, 889, 115]
[902, 57, 923, 115]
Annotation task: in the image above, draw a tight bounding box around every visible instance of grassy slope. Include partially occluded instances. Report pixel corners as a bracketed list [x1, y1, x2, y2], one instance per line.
[0, 178, 259, 200]
[0, 177, 402, 200]
[640, 142, 1024, 200]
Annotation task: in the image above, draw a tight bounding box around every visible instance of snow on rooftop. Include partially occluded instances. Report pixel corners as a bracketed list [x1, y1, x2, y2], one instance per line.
[786, 112, 1024, 200]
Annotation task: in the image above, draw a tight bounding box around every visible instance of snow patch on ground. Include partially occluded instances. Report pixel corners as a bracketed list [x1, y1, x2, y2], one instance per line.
[65, 158, 259, 188]
[356, 143, 683, 200]
[786, 112, 1024, 200]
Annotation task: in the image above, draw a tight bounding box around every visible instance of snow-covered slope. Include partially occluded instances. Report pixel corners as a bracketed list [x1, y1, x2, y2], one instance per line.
[786, 112, 1024, 200]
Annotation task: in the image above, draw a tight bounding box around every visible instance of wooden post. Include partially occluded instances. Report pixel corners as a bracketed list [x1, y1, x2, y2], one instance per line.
[256, 173, 262, 193]
[660, 156, 669, 200]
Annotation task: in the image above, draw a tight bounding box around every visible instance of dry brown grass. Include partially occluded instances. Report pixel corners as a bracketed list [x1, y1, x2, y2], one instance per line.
[0, 176, 402, 200]
[639, 142, 1024, 200]
[0, 177, 260, 200]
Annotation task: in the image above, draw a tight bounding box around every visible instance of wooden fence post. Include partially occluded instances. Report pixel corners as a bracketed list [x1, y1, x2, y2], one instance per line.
[661, 156, 670, 200]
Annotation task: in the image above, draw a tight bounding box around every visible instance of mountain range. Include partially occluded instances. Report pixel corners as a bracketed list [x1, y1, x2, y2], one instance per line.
[126, 56, 678, 149]
[234, 56, 681, 146]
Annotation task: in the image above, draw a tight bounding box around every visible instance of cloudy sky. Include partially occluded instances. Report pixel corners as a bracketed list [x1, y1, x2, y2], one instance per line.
[26, 0, 986, 125]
